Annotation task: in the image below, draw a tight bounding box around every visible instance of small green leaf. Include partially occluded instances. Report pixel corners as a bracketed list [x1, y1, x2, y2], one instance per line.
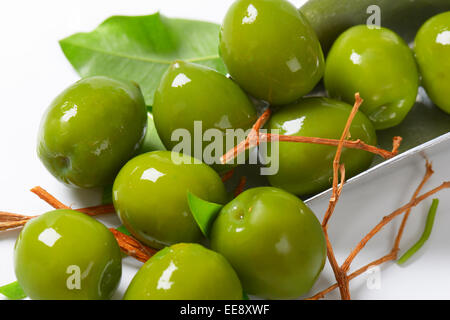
[397, 199, 439, 265]
[147, 106, 152, 113]
[0, 281, 27, 300]
[242, 291, 250, 300]
[116, 225, 132, 236]
[187, 192, 223, 238]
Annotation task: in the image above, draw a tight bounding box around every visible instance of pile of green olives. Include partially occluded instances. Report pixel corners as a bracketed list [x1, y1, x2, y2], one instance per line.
[19, 0, 449, 300]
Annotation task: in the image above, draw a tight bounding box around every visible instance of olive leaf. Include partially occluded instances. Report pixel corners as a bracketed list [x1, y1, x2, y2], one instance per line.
[116, 225, 132, 236]
[60, 13, 227, 105]
[187, 192, 223, 239]
[0, 281, 27, 300]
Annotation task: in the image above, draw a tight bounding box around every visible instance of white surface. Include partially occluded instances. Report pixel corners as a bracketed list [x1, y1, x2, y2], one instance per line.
[0, 0, 448, 300]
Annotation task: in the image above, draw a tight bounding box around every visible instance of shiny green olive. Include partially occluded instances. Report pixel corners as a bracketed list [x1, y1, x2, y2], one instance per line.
[153, 61, 257, 171]
[210, 187, 326, 299]
[14, 210, 122, 300]
[415, 11, 450, 114]
[220, 0, 324, 105]
[37, 76, 147, 188]
[324, 25, 419, 130]
[267, 97, 377, 196]
[124, 243, 243, 300]
[112, 151, 228, 249]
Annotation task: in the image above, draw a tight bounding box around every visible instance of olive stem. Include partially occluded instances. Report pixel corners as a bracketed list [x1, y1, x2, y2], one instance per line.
[397, 198, 439, 265]
[392, 160, 434, 254]
[30, 186, 115, 216]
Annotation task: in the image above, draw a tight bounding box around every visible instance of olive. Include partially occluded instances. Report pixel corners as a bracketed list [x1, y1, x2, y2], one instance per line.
[14, 210, 122, 300]
[153, 61, 257, 171]
[124, 243, 243, 300]
[37, 76, 147, 188]
[267, 97, 377, 196]
[113, 151, 228, 249]
[415, 11, 450, 114]
[324, 25, 419, 130]
[220, 0, 325, 105]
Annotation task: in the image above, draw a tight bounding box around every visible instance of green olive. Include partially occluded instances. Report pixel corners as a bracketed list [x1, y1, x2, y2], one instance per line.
[210, 187, 326, 299]
[415, 11, 450, 114]
[37, 76, 147, 188]
[112, 151, 228, 249]
[324, 25, 419, 130]
[124, 243, 243, 300]
[14, 210, 122, 300]
[220, 0, 325, 105]
[153, 61, 257, 171]
[267, 97, 377, 196]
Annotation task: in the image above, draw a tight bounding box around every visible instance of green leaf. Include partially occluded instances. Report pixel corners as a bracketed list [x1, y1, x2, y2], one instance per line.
[397, 199, 440, 265]
[116, 225, 132, 236]
[187, 192, 223, 238]
[242, 291, 250, 300]
[0, 281, 27, 300]
[60, 13, 226, 105]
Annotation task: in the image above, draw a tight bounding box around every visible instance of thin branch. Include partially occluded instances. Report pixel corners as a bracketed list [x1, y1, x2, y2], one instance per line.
[1, 188, 156, 262]
[220, 108, 272, 164]
[30, 186, 114, 216]
[234, 176, 247, 198]
[341, 181, 449, 272]
[392, 161, 434, 255]
[109, 228, 157, 263]
[221, 169, 235, 183]
[307, 252, 397, 300]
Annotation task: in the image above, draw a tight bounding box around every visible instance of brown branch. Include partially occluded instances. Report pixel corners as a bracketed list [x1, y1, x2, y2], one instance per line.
[220, 108, 272, 164]
[1, 188, 154, 262]
[341, 181, 449, 272]
[307, 252, 397, 300]
[392, 161, 434, 255]
[307, 162, 448, 299]
[75, 204, 115, 216]
[234, 176, 247, 198]
[30, 186, 114, 216]
[30, 186, 70, 210]
[262, 134, 401, 160]
[323, 93, 363, 228]
[318, 93, 364, 300]
[109, 228, 157, 263]
[221, 168, 235, 183]
[220, 102, 401, 166]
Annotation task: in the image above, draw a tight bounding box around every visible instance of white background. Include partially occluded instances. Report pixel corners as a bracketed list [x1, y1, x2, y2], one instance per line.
[0, 0, 449, 300]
